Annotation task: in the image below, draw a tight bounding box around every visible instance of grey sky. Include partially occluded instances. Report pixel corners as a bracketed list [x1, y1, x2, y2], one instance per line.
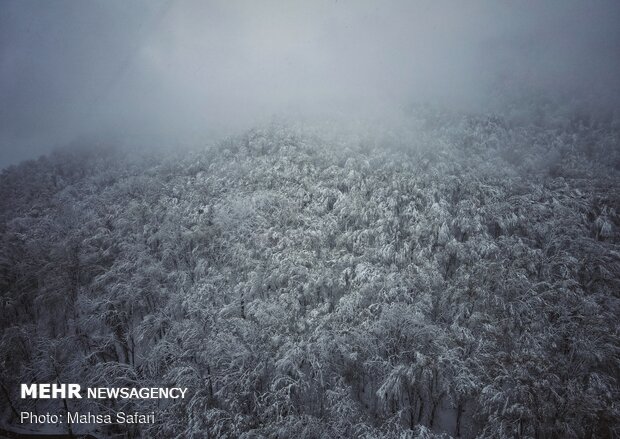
[1, 0, 619, 168]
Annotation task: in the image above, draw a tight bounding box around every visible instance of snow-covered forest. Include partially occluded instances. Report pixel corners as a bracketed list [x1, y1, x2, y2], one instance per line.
[1, 102, 619, 438]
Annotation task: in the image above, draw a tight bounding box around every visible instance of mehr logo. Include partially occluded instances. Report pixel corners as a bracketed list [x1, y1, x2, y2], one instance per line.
[21, 384, 188, 399]
[21, 384, 82, 399]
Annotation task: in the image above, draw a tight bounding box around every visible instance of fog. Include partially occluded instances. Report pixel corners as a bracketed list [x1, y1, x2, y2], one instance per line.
[1, 0, 619, 168]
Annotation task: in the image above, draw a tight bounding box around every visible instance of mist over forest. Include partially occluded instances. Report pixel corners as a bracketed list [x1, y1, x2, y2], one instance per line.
[2, 0, 620, 166]
[1, 1, 620, 438]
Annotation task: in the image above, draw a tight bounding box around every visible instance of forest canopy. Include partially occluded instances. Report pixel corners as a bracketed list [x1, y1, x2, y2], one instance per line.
[1, 103, 619, 438]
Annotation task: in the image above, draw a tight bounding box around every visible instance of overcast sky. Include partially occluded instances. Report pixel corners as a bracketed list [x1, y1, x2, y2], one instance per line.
[1, 0, 619, 168]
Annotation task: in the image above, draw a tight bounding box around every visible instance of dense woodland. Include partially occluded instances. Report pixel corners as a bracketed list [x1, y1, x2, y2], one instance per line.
[1, 104, 619, 438]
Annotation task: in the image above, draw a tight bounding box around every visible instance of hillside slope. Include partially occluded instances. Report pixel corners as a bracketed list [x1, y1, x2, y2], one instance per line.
[1, 108, 619, 438]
